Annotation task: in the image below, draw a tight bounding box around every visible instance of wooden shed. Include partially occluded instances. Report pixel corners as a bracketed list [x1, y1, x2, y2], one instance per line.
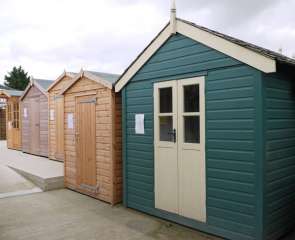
[114, 8, 295, 240]
[48, 71, 76, 162]
[20, 78, 53, 157]
[0, 89, 23, 150]
[61, 70, 122, 205]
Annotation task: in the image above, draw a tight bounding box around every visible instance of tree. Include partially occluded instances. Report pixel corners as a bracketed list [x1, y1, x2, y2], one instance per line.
[4, 66, 30, 90]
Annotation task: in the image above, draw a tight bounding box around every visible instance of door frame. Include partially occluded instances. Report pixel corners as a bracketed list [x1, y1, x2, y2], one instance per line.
[153, 76, 206, 222]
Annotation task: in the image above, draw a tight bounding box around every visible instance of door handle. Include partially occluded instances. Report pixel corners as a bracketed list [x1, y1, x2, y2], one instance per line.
[168, 129, 176, 143]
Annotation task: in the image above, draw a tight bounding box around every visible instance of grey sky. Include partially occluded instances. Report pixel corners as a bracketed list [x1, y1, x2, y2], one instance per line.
[0, 0, 294, 83]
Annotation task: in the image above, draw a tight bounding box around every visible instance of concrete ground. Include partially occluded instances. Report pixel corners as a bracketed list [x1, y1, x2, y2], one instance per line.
[0, 189, 222, 240]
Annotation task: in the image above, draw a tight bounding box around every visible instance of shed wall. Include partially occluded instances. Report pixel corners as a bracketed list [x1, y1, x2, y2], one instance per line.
[123, 33, 261, 240]
[64, 76, 122, 204]
[264, 72, 295, 240]
[48, 76, 73, 161]
[21, 85, 48, 156]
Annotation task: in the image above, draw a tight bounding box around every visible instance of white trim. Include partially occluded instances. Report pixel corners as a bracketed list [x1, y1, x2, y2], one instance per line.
[115, 19, 277, 92]
[177, 20, 276, 73]
[115, 23, 172, 92]
[61, 70, 113, 95]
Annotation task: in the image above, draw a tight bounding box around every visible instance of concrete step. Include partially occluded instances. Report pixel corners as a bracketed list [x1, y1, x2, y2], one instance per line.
[9, 166, 64, 191]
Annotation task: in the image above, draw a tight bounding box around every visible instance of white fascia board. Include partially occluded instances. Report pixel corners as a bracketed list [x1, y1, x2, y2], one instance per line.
[177, 20, 276, 73]
[115, 23, 172, 92]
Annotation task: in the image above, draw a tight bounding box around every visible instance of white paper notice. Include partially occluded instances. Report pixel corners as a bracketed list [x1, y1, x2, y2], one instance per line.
[135, 114, 145, 134]
[67, 113, 74, 129]
[50, 109, 55, 121]
[23, 108, 28, 118]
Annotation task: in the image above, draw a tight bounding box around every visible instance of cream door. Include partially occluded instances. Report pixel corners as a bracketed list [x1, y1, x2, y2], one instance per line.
[154, 77, 206, 222]
[154, 80, 178, 214]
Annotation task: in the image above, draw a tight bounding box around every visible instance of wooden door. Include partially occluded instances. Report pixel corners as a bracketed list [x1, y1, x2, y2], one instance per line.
[76, 95, 97, 192]
[154, 77, 206, 222]
[30, 98, 40, 154]
[55, 96, 64, 160]
[154, 81, 178, 214]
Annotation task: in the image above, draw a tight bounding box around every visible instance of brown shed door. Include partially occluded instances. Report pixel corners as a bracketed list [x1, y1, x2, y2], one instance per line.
[76, 96, 97, 190]
[30, 98, 40, 154]
[55, 97, 64, 160]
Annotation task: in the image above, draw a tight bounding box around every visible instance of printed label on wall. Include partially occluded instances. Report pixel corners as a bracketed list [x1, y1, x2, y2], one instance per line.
[135, 114, 145, 134]
[50, 109, 55, 121]
[23, 108, 28, 118]
[67, 113, 74, 129]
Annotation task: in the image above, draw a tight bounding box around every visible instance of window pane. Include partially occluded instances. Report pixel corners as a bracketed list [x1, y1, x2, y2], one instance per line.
[160, 87, 172, 113]
[159, 116, 173, 142]
[184, 116, 200, 143]
[184, 85, 199, 113]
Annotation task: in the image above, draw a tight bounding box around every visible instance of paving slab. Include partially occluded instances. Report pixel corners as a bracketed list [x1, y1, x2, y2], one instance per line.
[0, 141, 64, 191]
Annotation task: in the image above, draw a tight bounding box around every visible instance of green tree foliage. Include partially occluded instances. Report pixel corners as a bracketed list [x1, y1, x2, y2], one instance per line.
[4, 66, 30, 90]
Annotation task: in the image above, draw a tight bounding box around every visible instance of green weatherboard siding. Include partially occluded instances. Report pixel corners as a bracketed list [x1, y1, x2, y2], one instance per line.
[263, 72, 295, 240]
[123, 33, 263, 240]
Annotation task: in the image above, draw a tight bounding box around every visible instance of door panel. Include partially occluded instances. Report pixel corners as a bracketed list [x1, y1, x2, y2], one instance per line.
[178, 78, 206, 222]
[30, 98, 40, 154]
[55, 96, 64, 160]
[76, 96, 97, 189]
[154, 77, 206, 222]
[154, 81, 178, 214]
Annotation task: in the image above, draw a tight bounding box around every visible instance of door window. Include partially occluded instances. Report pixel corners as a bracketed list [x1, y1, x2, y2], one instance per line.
[183, 84, 200, 144]
[158, 87, 174, 142]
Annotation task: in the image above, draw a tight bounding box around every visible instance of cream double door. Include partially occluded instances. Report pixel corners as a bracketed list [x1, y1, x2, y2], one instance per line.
[154, 77, 206, 222]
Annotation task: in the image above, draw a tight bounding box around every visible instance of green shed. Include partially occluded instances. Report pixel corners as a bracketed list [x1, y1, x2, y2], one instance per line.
[115, 7, 295, 240]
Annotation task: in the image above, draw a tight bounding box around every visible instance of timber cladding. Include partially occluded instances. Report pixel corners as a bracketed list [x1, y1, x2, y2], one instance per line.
[21, 84, 49, 157]
[48, 74, 75, 161]
[63, 76, 122, 204]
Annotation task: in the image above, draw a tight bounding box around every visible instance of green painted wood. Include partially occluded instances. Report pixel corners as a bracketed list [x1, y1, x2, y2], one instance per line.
[254, 70, 265, 240]
[123, 33, 261, 240]
[263, 72, 295, 240]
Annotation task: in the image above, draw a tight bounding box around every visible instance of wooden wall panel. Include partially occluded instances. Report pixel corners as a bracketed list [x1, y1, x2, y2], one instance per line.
[48, 75, 73, 161]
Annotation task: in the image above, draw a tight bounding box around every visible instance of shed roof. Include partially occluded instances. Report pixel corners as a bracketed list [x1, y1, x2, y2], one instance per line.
[115, 18, 295, 92]
[61, 70, 120, 94]
[34, 79, 54, 91]
[179, 18, 295, 66]
[0, 84, 12, 90]
[86, 71, 120, 84]
[0, 89, 23, 98]
[20, 78, 53, 100]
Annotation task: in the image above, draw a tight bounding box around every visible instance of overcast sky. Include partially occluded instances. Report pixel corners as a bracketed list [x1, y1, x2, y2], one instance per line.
[0, 0, 295, 83]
